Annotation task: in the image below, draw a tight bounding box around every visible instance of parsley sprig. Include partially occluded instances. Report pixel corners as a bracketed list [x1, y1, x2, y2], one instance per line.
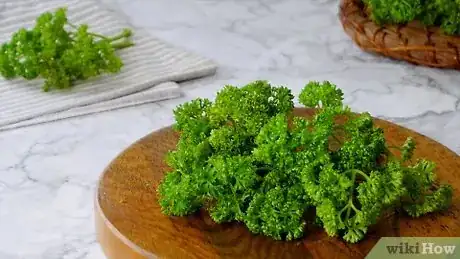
[363, 0, 460, 35]
[158, 80, 453, 243]
[0, 8, 134, 92]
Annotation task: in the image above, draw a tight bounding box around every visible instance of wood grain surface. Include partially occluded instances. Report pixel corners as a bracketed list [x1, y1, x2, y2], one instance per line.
[339, 0, 460, 69]
[95, 108, 460, 259]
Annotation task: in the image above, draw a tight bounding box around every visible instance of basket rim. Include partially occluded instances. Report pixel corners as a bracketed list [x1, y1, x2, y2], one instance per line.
[339, 0, 460, 38]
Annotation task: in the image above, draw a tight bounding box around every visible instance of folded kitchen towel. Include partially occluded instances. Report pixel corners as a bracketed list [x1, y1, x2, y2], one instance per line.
[0, 0, 217, 131]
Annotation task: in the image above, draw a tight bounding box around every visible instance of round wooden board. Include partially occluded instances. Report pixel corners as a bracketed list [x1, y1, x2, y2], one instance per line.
[95, 108, 460, 259]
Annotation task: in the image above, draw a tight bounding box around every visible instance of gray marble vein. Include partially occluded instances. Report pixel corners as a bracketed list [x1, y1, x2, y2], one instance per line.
[0, 0, 459, 258]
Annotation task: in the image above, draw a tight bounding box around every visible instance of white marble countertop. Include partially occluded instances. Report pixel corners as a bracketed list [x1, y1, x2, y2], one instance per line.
[1, 0, 460, 258]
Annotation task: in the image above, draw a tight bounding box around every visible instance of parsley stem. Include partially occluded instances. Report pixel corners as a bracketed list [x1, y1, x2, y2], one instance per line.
[350, 200, 360, 213]
[341, 169, 368, 223]
[346, 171, 356, 221]
[88, 32, 109, 40]
[345, 201, 354, 220]
[338, 205, 347, 225]
[346, 169, 370, 181]
[68, 22, 132, 42]
[108, 29, 133, 41]
[111, 41, 134, 50]
[353, 169, 370, 181]
[68, 22, 107, 39]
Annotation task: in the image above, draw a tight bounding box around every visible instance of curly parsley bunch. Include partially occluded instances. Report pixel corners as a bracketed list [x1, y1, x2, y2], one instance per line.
[158, 80, 453, 243]
[363, 0, 460, 35]
[0, 8, 133, 92]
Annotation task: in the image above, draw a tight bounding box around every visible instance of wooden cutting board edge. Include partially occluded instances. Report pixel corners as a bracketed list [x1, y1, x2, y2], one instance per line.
[94, 191, 157, 259]
[94, 108, 460, 259]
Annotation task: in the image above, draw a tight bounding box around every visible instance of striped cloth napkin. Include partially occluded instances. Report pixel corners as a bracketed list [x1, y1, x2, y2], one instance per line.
[0, 0, 217, 131]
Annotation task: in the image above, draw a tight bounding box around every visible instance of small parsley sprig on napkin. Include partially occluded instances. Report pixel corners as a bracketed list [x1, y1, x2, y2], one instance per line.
[158, 80, 453, 243]
[0, 7, 133, 92]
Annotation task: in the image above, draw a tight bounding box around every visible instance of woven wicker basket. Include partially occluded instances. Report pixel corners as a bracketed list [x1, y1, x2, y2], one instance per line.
[339, 0, 460, 69]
